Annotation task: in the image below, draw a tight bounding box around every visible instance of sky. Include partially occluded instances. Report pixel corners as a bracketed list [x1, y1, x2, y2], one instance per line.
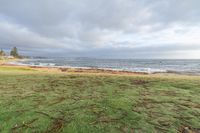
[0, 0, 200, 59]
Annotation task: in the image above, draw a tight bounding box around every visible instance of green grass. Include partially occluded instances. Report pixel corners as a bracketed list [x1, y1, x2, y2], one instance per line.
[0, 68, 200, 133]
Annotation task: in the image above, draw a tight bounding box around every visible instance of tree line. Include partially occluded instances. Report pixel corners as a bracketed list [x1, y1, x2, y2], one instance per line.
[0, 47, 20, 58]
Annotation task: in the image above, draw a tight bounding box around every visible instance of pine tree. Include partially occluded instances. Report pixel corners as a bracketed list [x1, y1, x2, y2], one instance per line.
[10, 47, 19, 57]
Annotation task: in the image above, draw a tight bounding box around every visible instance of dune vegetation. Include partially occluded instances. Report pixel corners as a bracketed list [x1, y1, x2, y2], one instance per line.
[0, 66, 200, 133]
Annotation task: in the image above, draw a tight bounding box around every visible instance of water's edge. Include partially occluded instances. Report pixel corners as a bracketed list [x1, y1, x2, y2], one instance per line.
[8, 58, 200, 76]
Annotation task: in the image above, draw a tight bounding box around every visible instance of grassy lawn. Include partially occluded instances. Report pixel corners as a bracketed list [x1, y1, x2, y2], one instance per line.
[0, 67, 200, 133]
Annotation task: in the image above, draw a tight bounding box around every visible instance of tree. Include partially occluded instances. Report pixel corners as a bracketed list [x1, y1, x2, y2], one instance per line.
[10, 47, 19, 57]
[0, 49, 6, 56]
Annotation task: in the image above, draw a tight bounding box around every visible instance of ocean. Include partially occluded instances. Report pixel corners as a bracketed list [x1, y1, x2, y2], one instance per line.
[10, 58, 200, 75]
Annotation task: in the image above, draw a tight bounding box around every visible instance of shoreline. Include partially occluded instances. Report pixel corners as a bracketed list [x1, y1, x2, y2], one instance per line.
[1, 61, 148, 75]
[1, 59, 200, 76]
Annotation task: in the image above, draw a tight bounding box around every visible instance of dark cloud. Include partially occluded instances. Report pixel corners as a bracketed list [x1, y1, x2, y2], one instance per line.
[0, 0, 200, 58]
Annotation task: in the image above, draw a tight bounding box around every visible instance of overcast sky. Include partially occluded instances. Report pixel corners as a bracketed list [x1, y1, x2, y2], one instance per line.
[0, 0, 200, 59]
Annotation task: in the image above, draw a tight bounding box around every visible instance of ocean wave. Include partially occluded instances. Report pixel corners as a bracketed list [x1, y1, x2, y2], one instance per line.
[9, 58, 200, 75]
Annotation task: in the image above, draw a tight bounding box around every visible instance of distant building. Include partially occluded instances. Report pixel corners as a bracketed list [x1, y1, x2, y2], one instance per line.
[0, 55, 14, 60]
[7, 56, 14, 59]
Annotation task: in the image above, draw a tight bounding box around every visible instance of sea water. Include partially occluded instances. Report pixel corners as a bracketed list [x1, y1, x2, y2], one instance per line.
[11, 58, 200, 75]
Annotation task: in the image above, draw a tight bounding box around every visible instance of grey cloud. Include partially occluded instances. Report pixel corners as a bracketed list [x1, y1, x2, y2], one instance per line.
[0, 0, 200, 58]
